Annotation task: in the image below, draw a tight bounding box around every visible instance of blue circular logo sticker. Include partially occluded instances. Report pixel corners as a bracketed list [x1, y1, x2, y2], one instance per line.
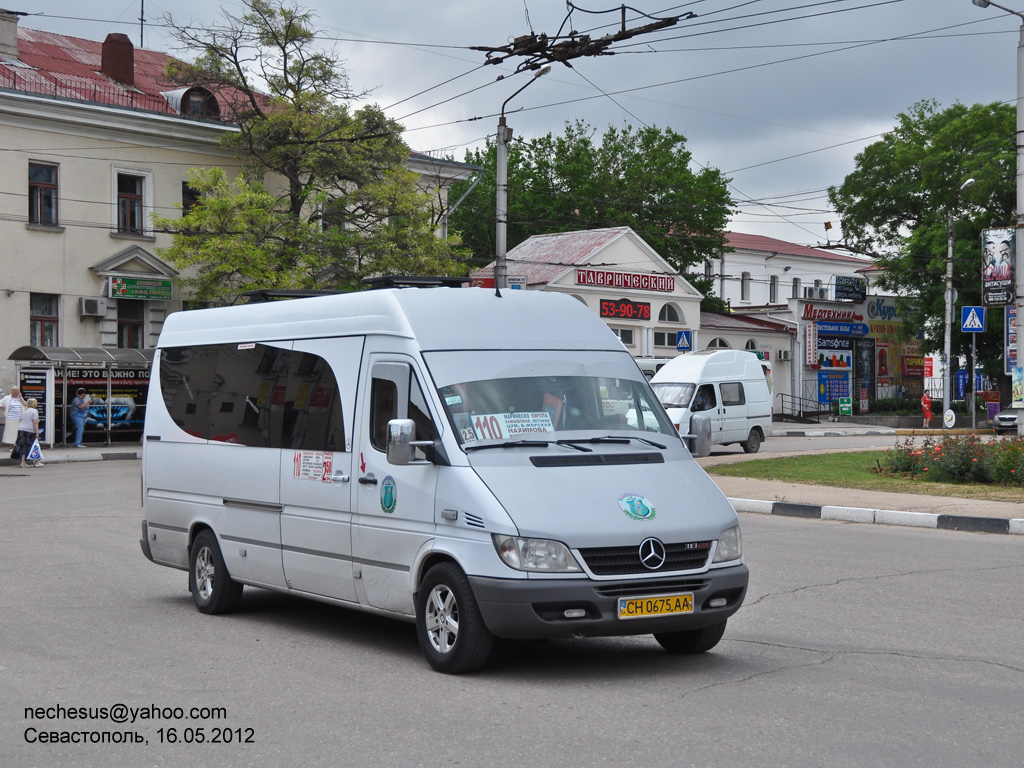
[619, 493, 656, 521]
[380, 476, 397, 514]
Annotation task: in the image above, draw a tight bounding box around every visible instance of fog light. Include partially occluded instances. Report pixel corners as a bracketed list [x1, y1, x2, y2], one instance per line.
[563, 608, 587, 619]
[708, 597, 727, 608]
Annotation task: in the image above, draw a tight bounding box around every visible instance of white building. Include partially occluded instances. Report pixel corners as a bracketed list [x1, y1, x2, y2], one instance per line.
[709, 232, 878, 309]
[470, 226, 798, 404]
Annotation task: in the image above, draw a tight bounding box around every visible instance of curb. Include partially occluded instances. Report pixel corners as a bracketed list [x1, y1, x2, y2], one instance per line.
[1, 450, 141, 467]
[729, 497, 1024, 536]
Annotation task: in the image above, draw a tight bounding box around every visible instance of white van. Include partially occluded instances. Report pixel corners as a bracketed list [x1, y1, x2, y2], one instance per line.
[650, 350, 772, 456]
[140, 288, 748, 673]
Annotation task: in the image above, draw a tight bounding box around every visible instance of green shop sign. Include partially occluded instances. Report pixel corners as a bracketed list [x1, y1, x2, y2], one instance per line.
[108, 277, 173, 300]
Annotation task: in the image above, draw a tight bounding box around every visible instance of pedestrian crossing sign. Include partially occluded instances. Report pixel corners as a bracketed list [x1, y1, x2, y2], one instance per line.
[961, 306, 986, 333]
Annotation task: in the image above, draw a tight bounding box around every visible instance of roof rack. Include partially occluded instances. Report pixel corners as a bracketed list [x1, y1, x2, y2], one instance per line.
[360, 275, 471, 289]
[239, 289, 340, 304]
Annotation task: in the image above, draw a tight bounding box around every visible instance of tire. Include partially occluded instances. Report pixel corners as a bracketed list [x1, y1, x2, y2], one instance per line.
[654, 619, 727, 654]
[189, 530, 243, 615]
[416, 563, 494, 674]
[741, 429, 762, 454]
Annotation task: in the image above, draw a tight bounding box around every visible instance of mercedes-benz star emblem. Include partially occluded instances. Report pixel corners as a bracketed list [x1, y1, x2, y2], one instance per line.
[639, 537, 666, 570]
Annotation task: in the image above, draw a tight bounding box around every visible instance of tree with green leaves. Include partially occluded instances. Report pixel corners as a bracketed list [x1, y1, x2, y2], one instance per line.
[827, 99, 1015, 383]
[448, 120, 733, 311]
[154, 0, 468, 305]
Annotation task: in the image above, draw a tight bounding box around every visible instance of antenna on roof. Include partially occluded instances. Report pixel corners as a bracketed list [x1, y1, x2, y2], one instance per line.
[139, 0, 145, 48]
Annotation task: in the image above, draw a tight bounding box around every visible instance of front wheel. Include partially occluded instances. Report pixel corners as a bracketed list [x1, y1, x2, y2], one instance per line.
[189, 530, 243, 615]
[741, 429, 762, 454]
[416, 563, 494, 674]
[654, 619, 727, 654]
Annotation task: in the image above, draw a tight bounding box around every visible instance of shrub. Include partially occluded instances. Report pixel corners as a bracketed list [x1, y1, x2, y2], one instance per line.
[880, 435, 932, 478]
[880, 434, 1024, 485]
[987, 436, 1024, 486]
[921, 434, 990, 484]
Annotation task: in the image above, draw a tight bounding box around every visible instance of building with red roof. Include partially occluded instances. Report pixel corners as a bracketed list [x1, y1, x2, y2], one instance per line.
[0, 11, 477, 414]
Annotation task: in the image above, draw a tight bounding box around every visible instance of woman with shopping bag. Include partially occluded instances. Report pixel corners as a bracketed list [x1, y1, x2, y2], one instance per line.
[15, 397, 42, 468]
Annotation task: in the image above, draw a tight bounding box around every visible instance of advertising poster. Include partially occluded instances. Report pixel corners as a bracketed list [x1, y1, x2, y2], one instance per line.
[816, 336, 852, 369]
[18, 368, 54, 444]
[982, 228, 1015, 307]
[59, 367, 150, 442]
[876, 341, 890, 387]
[1007, 306, 1017, 376]
[817, 371, 849, 405]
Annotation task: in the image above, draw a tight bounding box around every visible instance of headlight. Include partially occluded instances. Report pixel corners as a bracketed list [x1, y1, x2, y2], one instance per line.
[712, 526, 742, 563]
[492, 535, 582, 572]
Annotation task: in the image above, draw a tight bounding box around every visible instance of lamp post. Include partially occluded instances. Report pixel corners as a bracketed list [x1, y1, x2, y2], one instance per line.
[495, 64, 551, 290]
[943, 178, 976, 424]
[972, 0, 1024, 435]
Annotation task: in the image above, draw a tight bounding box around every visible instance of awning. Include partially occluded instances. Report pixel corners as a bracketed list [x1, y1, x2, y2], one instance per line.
[8, 346, 155, 364]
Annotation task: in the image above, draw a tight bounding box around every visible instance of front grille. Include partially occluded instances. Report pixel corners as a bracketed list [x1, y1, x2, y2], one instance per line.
[594, 578, 710, 598]
[578, 541, 711, 575]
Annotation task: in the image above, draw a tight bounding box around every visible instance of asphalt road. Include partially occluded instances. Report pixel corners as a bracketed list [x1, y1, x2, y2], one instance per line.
[1, 461, 1022, 767]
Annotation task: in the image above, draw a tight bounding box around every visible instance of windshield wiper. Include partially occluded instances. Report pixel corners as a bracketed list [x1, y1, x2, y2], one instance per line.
[586, 435, 668, 449]
[464, 439, 551, 452]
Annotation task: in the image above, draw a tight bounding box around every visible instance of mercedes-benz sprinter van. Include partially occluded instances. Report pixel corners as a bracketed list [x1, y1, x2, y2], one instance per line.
[140, 288, 748, 673]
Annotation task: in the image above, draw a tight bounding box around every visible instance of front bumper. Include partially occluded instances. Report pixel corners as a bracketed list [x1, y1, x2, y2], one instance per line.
[470, 564, 748, 639]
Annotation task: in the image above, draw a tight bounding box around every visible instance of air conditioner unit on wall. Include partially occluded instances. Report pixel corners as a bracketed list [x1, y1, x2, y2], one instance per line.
[803, 287, 828, 300]
[777, 350, 792, 361]
[78, 297, 108, 317]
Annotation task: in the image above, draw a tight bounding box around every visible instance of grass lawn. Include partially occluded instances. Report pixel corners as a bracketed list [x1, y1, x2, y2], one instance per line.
[704, 450, 1024, 503]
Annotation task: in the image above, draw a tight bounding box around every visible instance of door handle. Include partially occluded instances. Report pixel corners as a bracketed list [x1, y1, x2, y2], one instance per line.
[358, 474, 378, 485]
[331, 473, 350, 484]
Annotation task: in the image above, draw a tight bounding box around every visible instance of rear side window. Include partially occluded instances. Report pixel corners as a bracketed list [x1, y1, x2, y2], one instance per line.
[720, 382, 745, 406]
[159, 342, 345, 451]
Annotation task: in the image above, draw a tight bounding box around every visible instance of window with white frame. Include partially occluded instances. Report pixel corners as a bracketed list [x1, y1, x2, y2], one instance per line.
[117, 299, 145, 349]
[769, 275, 778, 303]
[741, 272, 751, 301]
[654, 330, 676, 348]
[29, 163, 59, 226]
[658, 304, 681, 323]
[791, 277, 801, 299]
[745, 339, 759, 351]
[707, 337, 730, 349]
[30, 293, 59, 346]
[112, 168, 153, 236]
[610, 327, 635, 346]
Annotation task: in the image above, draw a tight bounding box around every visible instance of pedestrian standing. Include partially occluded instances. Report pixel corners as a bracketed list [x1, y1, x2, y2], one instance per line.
[70, 388, 91, 447]
[921, 392, 933, 429]
[1, 385, 25, 446]
[15, 396, 41, 468]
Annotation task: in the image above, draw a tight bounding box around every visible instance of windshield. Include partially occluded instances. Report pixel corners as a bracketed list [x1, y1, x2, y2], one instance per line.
[438, 375, 677, 445]
[651, 382, 696, 409]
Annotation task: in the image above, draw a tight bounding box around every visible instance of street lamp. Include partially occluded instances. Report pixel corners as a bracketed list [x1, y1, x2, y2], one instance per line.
[972, 0, 1024, 435]
[943, 178, 976, 424]
[495, 64, 551, 290]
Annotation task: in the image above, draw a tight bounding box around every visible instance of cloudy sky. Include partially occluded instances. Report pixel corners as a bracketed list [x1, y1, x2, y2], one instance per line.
[19, 0, 1024, 247]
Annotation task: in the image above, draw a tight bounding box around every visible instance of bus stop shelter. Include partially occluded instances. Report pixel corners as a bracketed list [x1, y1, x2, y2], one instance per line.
[8, 347, 154, 447]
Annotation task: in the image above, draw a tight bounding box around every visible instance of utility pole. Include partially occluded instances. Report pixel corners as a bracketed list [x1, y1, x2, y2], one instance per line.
[476, 5, 692, 289]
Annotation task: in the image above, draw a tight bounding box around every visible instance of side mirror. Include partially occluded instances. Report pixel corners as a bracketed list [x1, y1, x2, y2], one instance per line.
[386, 418, 435, 465]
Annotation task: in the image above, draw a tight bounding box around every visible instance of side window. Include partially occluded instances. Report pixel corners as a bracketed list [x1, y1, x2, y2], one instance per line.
[369, 362, 439, 460]
[692, 384, 716, 411]
[159, 346, 217, 438]
[370, 378, 398, 452]
[159, 343, 345, 450]
[720, 382, 745, 406]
